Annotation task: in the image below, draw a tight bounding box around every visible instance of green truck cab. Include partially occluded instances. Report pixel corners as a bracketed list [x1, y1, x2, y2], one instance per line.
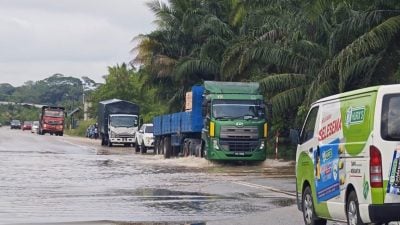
[202, 81, 268, 161]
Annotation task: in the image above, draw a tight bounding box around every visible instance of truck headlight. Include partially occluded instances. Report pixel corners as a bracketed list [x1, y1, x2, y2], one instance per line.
[110, 131, 116, 138]
[213, 139, 219, 150]
[259, 141, 265, 150]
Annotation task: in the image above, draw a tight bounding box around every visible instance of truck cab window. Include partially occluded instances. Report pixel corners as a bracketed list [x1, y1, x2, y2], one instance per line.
[299, 107, 319, 144]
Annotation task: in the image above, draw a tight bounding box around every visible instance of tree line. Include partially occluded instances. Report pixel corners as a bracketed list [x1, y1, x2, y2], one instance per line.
[132, 0, 400, 136]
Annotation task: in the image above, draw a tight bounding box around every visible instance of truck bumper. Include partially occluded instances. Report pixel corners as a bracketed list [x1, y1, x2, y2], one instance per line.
[368, 203, 400, 223]
[110, 138, 135, 143]
[207, 149, 266, 161]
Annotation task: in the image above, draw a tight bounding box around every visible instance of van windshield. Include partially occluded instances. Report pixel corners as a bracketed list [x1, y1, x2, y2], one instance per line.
[381, 94, 400, 141]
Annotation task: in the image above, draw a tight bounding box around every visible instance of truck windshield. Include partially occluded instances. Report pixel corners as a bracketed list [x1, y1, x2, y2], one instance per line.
[212, 100, 264, 120]
[381, 94, 400, 141]
[44, 110, 64, 117]
[110, 116, 138, 128]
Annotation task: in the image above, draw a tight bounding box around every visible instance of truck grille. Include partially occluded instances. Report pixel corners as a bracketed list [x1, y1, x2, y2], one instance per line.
[220, 126, 259, 140]
[219, 139, 259, 152]
[115, 133, 134, 138]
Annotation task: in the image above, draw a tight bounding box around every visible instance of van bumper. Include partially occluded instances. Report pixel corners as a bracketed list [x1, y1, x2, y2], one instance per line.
[369, 203, 400, 222]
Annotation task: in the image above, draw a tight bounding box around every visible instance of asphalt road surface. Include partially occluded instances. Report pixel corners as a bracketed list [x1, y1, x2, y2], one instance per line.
[0, 127, 342, 225]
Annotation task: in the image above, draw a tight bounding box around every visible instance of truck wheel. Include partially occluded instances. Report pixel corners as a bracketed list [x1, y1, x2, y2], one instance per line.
[302, 186, 327, 225]
[108, 140, 113, 147]
[347, 191, 365, 225]
[60, 132, 63, 136]
[154, 139, 159, 154]
[183, 141, 190, 157]
[163, 137, 171, 159]
[158, 139, 164, 155]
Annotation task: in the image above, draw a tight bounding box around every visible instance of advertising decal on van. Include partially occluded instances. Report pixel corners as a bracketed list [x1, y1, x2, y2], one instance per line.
[315, 138, 340, 202]
[388, 145, 400, 195]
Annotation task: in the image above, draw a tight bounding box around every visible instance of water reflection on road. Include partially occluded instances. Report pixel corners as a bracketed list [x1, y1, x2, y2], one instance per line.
[0, 129, 295, 224]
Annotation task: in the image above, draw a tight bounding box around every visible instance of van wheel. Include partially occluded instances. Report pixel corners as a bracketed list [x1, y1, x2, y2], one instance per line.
[140, 142, 147, 154]
[302, 186, 327, 225]
[134, 141, 140, 153]
[347, 191, 365, 225]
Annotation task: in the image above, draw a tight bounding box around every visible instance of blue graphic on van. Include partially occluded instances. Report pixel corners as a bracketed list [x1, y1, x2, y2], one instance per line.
[387, 149, 400, 195]
[315, 138, 341, 202]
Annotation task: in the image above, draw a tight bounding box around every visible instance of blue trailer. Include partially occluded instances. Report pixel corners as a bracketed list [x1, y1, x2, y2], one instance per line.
[153, 85, 204, 158]
[153, 81, 268, 161]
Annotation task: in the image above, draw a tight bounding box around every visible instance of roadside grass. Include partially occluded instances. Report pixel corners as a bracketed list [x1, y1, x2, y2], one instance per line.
[65, 119, 96, 137]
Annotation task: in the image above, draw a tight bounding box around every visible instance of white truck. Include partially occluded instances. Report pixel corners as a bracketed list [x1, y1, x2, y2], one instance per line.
[135, 123, 154, 154]
[98, 99, 139, 147]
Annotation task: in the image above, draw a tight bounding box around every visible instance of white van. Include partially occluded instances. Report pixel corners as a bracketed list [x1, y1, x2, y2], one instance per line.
[296, 85, 400, 225]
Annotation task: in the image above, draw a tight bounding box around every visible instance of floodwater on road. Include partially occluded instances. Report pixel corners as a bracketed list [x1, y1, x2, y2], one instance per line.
[0, 128, 296, 225]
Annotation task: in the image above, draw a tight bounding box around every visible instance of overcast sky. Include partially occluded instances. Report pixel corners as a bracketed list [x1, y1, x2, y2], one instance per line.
[0, 0, 156, 86]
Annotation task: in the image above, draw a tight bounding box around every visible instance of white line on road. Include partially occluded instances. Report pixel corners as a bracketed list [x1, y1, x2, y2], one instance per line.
[232, 181, 296, 198]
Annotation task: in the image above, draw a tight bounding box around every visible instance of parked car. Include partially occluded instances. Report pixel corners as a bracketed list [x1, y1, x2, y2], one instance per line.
[22, 121, 33, 131]
[31, 121, 39, 133]
[135, 123, 154, 154]
[10, 120, 21, 129]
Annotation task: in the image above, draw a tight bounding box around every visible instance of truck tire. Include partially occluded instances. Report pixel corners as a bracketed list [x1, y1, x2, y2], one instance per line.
[108, 140, 113, 147]
[163, 137, 171, 159]
[183, 141, 190, 157]
[158, 138, 164, 155]
[154, 139, 159, 154]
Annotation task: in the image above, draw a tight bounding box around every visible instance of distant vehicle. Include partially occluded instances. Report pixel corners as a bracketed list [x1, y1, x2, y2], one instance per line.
[98, 99, 139, 147]
[135, 123, 154, 154]
[31, 121, 39, 133]
[22, 121, 33, 131]
[38, 106, 65, 136]
[10, 120, 21, 129]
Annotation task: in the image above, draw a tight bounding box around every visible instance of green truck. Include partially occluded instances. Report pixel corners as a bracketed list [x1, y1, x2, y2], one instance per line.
[153, 81, 268, 161]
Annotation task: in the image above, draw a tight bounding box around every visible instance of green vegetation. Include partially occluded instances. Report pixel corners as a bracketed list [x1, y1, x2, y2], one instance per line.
[65, 119, 96, 137]
[0, 104, 40, 125]
[2, 0, 400, 159]
[133, 0, 400, 158]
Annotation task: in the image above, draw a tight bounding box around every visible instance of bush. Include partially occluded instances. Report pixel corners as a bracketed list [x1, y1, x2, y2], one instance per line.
[65, 119, 96, 137]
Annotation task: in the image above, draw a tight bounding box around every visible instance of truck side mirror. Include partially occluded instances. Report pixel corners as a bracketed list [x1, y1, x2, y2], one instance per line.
[289, 129, 300, 145]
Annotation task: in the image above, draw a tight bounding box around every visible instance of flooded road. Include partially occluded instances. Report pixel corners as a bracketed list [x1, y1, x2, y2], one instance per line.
[0, 127, 299, 225]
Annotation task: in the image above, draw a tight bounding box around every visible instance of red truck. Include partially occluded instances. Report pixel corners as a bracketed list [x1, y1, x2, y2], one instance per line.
[38, 106, 65, 136]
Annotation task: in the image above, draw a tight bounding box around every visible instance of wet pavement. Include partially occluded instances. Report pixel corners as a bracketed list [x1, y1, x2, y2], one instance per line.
[0, 127, 299, 225]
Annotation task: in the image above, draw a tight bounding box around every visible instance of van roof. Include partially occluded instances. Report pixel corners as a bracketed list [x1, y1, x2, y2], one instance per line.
[313, 84, 400, 105]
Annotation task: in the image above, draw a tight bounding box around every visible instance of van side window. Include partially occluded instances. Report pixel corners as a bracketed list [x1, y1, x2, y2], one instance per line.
[299, 107, 319, 144]
[381, 94, 400, 141]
